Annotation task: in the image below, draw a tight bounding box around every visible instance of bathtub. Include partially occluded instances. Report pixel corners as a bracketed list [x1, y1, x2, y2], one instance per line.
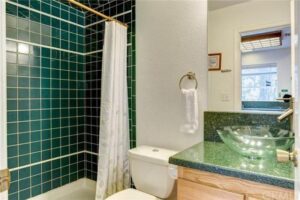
[30, 178, 96, 200]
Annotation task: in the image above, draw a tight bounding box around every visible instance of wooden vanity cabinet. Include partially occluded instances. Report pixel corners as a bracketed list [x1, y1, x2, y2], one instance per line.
[178, 179, 244, 200]
[177, 167, 294, 200]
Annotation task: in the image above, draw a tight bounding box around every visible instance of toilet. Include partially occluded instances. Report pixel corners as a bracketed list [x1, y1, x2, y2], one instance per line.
[106, 145, 178, 200]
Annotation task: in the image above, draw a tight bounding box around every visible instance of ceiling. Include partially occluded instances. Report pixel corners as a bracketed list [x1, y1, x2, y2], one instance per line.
[208, 0, 251, 11]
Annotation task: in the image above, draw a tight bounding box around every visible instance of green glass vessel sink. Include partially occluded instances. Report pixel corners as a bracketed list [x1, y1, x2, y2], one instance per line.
[217, 126, 294, 159]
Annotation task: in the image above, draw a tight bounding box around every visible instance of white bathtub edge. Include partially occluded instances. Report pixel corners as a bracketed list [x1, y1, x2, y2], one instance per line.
[29, 178, 97, 200]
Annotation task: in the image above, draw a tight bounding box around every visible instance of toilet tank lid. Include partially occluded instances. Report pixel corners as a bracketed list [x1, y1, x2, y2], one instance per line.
[128, 146, 178, 166]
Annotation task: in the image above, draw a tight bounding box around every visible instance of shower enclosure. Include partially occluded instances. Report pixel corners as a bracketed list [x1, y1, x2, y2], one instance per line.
[1, 0, 136, 199]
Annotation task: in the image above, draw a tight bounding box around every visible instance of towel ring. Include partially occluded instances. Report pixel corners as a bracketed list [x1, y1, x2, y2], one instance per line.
[179, 72, 198, 89]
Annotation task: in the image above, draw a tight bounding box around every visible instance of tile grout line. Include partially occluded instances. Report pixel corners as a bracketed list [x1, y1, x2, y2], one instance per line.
[85, 43, 132, 55]
[6, 38, 86, 56]
[7, 1, 132, 29]
[7, 38, 132, 56]
[6, 0, 86, 28]
[85, 10, 132, 28]
[9, 150, 98, 172]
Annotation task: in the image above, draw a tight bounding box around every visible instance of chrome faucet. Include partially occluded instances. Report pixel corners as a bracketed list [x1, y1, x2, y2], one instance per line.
[276, 97, 296, 166]
[277, 97, 294, 122]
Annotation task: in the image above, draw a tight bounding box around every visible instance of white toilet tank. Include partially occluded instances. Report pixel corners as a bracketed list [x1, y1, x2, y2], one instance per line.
[128, 146, 178, 199]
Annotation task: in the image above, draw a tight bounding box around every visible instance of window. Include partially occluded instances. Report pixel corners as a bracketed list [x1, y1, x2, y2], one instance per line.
[241, 64, 278, 101]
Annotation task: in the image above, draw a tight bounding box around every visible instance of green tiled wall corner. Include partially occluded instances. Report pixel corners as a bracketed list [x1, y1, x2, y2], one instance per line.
[6, 0, 136, 199]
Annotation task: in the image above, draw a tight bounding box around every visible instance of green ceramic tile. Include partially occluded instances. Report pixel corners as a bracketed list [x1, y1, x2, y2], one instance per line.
[7, 76, 17, 87]
[31, 142, 41, 152]
[7, 41, 17, 52]
[7, 122, 18, 134]
[30, 67, 40, 77]
[19, 144, 29, 155]
[30, 110, 41, 120]
[18, 121, 29, 132]
[31, 174, 41, 186]
[18, 18, 29, 31]
[6, 27, 17, 39]
[8, 146, 18, 157]
[7, 112, 18, 122]
[18, 30, 30, 42]
[19, 167, 30, 179]
[41, 68, 50, 78]
[31, 152, 41, 163]
[30, 11, 41, 23]
[19, 154, 30, 166]
[18, 54, 29, 65]
[42, 36, 51, 46]
[42, 15, 51, 26]
[19, 189, 30, 200]
[18, 77, 29, 87]
[31, 164, 41, 175]
[52, 7, 60, 18]
[7, 63, 17, 75]
[9, 182, 18, 194]
[8, 157, 18, 168]
[19, 132, 29, 144]
[29, 120, 39, 131]
[30, 131, 41, 142]
[32, 185, 41, 197]
[18, 88, 29, 98]
[30, 78, 41, 88]
[30, 0, 41, 10]
[19, 178, 30, 190]
[18, 65, 30, 76]
[7, 88, 17, 98]
[19, 7, 30, 18]
[18, 0, 29, 7]
[30, 32, 41, 44]
[30, 21, 41, 34]
[6, 4, 17, 16]
[52, 148, 60, 157]
[41, 2, 50, 13]
[32, 46, 41, 56]
[42, 182, 51, 193]
[7, 52, 17, 63]
[7, 134, 17, 146]
[18, 100, 29, 110]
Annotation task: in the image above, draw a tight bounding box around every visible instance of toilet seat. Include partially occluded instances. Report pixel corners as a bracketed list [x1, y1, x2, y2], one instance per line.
[106, 188, 159, 200]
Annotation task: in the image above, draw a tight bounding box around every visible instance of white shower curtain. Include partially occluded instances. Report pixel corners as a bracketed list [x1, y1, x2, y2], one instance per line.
[95, 21, 130, 200]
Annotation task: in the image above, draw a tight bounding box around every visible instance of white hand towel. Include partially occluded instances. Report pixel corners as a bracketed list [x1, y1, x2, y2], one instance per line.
[180, 88, 199, 134]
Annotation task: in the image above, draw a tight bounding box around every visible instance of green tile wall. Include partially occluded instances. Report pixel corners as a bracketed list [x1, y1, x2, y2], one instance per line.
[6, 1, 85, 199]
[6, 0, 136, 199]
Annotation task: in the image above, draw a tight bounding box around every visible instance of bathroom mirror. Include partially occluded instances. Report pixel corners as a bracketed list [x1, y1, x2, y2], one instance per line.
[207, 0, 291, 112]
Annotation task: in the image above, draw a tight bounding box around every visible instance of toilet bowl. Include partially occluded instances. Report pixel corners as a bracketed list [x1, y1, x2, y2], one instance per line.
[106, 146, 177, 200]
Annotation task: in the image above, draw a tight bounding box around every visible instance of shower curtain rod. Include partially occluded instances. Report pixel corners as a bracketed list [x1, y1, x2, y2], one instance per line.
[68, 0, 128, 28]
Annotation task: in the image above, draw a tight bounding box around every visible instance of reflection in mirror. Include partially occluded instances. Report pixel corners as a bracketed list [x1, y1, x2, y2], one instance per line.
[241, 27, 291, 111]
[207, 0, 291, 112]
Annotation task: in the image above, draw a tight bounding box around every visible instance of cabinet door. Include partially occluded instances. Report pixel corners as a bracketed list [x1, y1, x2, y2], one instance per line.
[178, 179, 245, 200]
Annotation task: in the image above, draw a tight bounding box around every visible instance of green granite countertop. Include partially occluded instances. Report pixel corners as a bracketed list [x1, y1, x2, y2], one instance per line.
[169, 141, 294, 189]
